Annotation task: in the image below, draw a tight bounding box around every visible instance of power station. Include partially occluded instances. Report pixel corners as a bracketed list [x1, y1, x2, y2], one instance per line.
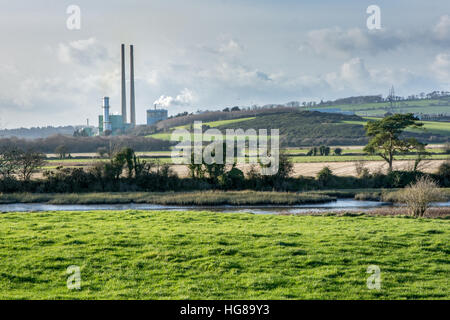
[98, 44, 136, 136]
[147, 105, 169, 125]
[98, 44, 167, 135]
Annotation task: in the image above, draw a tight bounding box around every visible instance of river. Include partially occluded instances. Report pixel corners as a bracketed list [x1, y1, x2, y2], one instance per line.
[1, 199, 449, 215]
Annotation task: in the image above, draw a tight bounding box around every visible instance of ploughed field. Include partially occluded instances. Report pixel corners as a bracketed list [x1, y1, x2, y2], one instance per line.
[0, 210, 448, 299]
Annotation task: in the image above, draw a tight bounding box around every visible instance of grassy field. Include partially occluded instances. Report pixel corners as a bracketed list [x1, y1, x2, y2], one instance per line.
[317, 99, 450, 116]
[343, 118, 450, 137]
[289, 154, 449, 163]
[0, 210, 448, 299]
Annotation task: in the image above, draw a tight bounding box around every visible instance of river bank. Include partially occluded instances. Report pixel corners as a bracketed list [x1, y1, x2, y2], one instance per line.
[0, 190, 337, 206]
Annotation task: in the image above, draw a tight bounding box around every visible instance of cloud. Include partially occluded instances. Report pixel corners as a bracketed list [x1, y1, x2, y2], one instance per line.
[431, 53, 450, 83]
[199, 37, 244, 57]
[153, 88, 196, 108]
[300, 27, 413, 57]
[218, 39, 243, 55]
[300, 16, 450, 57]
[323, 57, 427, 93]
[325, 58, 371, 91]
[433, 15, 450, 41]
[57, 38, 108, 65]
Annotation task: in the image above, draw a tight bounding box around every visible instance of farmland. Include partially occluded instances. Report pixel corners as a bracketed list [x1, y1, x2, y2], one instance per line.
[39, 143, 448, 178]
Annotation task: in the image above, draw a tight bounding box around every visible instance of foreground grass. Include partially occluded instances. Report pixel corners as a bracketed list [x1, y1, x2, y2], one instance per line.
[0, 210, 448, 299]
[0, 191, 335, 205]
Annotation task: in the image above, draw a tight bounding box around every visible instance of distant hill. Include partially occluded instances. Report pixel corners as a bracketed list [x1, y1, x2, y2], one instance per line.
[0, 126, 78, 139]
[156, 106, 297, 130]
[215, 111, 367, 146]
[150, 110, 450, 147]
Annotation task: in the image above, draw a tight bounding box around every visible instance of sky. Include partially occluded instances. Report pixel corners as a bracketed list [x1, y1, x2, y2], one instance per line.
[0, 0, 449, 128]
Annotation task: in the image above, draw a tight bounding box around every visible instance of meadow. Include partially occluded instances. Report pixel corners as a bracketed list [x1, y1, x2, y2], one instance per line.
[321, 98, 450, 116]
[0, 210, 448, 299]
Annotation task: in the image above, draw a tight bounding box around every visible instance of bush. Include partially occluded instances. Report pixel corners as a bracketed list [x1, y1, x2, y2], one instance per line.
[396, 176, 444, 217]
[316, 166, 334, 187]
[444, 142, 450, 154]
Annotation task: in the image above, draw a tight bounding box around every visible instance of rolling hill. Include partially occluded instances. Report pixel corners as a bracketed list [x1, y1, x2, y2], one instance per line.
[149, 110, 450, 147]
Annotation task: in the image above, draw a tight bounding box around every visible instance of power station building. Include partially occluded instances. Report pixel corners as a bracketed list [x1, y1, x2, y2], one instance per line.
[147, 107, 168, 125]
[98, 44, 136, 136]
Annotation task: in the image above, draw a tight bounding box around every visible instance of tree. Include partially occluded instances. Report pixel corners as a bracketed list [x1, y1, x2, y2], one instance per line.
[16, 150, 46, 181]
[316, 166, 334, 187]
[363, 113, 424, 172]
[334, 147, 342, 156]
[0, 146, 21, 179]
[113, 148, 135, 179]
[55, 145, 68, 160]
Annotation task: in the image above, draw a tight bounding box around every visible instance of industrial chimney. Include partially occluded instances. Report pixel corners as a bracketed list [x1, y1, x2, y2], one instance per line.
[102, 96, 112, 134]
[130, 45, 136, 126]
[121, 44, 127, 123]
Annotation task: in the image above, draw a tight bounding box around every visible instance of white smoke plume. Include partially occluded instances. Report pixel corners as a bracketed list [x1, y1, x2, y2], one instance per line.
[153, 88, 195, 108]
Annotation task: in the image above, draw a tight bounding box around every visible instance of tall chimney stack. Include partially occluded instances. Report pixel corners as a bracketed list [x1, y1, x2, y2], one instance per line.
[121, 44, 127, 123]
[102, 96, 112, 134]
[130, 45, 136, 126]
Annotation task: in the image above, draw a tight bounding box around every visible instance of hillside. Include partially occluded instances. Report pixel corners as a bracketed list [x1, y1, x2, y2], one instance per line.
[216, 111, 367, 146]
[313, 98, 450, 117]
[150, 110, 450, 147]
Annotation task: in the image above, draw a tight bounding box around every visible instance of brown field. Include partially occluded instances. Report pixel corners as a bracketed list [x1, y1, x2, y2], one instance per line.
[169, 160, 446, 178]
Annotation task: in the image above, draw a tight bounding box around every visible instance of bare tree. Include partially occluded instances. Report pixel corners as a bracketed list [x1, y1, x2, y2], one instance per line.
[0, 146, 21, 178]
[354, 160, 369, 177]
[17, 150, 46, 181]
[398, 176, 444, 217]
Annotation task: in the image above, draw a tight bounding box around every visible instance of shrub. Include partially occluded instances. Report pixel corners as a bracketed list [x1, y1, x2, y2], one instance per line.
[334, 148, 342, 156]
[444, 142, 450, 154]
[397, 176, 444, 217]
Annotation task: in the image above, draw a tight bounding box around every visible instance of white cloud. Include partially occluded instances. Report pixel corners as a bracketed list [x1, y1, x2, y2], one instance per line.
[218, 39, 243, 55]
[57, 38, 108, 66]
[431, 53, 450, 83]
[433, 15, 450, 41]
[325, 58, 371, 91]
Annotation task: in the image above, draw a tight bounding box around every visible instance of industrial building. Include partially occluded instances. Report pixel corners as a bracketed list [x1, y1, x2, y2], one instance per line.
[98, 44, 136, 136]
[147, 106, 168, 125]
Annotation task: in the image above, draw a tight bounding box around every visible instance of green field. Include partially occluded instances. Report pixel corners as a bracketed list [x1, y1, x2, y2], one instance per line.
[176, 117, 256, 129]
[289, 154, 449, 163]
[0, 210, 448, 299]
[316, 99, 450, 116]
[343, 118, 450, 137]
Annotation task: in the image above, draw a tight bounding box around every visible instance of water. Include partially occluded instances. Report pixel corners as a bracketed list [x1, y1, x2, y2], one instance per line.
[0, 199, 449, 215]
